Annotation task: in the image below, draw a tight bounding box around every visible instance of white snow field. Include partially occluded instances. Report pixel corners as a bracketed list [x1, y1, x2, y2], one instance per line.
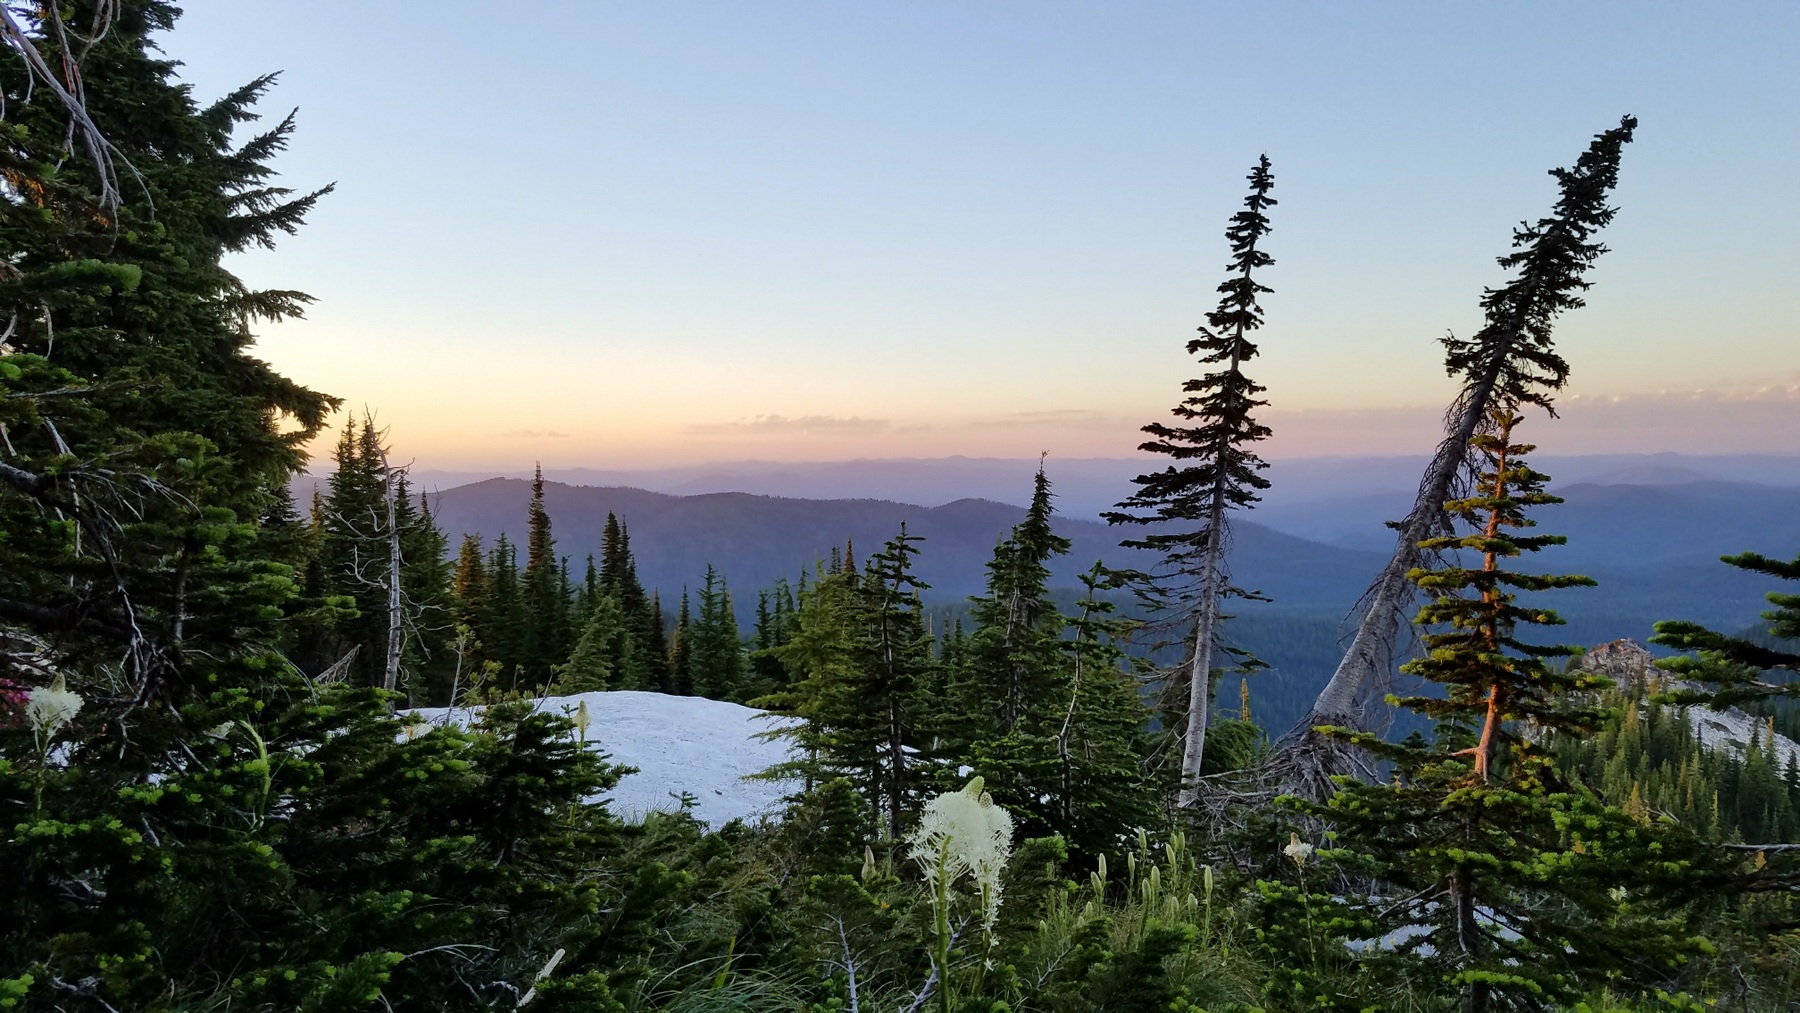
[407, 690, 799, 828]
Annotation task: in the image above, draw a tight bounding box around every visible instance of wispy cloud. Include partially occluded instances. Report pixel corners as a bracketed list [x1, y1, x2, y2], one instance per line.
[500, 429, 571, 439]
[967, 408, 1129, 429]
[1566, 374, 1800, 405]
[686, 414, 892, 436]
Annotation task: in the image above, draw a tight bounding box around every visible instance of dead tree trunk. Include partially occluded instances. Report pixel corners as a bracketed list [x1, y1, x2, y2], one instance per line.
[379, 446, 403, 694]
[1302, 361, 1501, 731]
[1177, 513, 1227, 807]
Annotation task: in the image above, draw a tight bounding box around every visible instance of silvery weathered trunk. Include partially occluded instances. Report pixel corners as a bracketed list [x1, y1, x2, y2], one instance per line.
[381, 451, 403, 694]
[1300, 355, 1505, 736]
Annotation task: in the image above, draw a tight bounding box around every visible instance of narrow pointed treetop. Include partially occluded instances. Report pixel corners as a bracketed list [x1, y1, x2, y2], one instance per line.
[1107, 155, 1275, 553]
[1104, 155, 1276, 805]
[1297, 118, 1637, 764]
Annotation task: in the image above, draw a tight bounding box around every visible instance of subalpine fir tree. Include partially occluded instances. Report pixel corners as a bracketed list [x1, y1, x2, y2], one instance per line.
[763, 563, 863, 798]
[958, 467, 1158, 851]
[668, 589, 694, 696]
[967, 463, 1073, 736]
[1049, 563, 1160, 858]
[520, 465, 571, 687]
[316, 414, 392, 685]
[560, 591, 645, 694]
[645, 588, 671, 691]
[2, 7, 632, 1007]
[1310, 413, 1719, 1009]
[399, 488, 455, 704]
[690, 564, 746, 700]
[857, 526, 935, 840]
[451, 533, 489, 640]
[1106, 156, 1276, 805]
[1305, 117, 1638, 761]
[748, 584, 798, 701]
[486, 533, 526, 687]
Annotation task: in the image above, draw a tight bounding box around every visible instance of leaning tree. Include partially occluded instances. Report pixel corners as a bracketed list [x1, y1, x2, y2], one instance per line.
[1284, 116, 1638, 792]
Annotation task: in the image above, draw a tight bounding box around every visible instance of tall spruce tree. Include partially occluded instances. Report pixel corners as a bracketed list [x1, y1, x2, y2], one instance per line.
[1105, 156, 1276, 805]
[1301, 118, 1638, 773]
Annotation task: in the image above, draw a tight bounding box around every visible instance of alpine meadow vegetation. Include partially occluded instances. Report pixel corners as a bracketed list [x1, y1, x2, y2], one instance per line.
[3, 4, 1798, 1011]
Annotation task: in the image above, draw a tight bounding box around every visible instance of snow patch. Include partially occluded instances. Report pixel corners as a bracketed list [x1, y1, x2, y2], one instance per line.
[408, 690, 800, 828]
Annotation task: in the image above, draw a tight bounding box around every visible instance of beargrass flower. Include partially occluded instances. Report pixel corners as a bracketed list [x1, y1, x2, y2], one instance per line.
[26, 675, 82, 737]
[1283, 832, 1314, 866]
[907, 776, 1015, 938]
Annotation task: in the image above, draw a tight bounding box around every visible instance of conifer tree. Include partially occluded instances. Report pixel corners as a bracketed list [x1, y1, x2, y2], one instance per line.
[451, 533, 489, 639]
[559, 592, 645, 694]
[578, 553, 601, 620]
[749, 584, 797, 701]
[486, 534, 525, 687]
[520, 464, 570, 686]
[690, 564, 746, 700]
[400, 490, 455, 703]
[1053, 564, 1160, 856]
[1106, 156, 1276, 805]
[762, 564, 863, 799]
[668, 589, 694, 696]
[646, 588, 671, 692]
[1304, 117, 1638, 761]
[1, 8, 629, 1006]
[1652, 550, 1800, 711]
[859, 526, 935, 840]
[969, 463, 1073, 736]
[1312, 413, 1717, 1009]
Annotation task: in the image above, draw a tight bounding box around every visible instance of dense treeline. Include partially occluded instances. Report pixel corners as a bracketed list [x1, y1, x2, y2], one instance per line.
[6, 4, 1800, 1011]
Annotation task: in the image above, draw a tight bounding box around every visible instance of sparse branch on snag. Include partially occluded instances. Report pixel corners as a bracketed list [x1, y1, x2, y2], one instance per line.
[0, 2, 141, 210]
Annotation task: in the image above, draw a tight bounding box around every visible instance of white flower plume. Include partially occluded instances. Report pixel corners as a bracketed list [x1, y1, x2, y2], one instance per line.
[26, 675, 83, 738]
[1283, 832, 1314, 866]
[907, 776, 1015, 935]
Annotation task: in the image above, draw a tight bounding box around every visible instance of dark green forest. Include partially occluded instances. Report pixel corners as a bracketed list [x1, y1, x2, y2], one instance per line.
[3, 4, 1799, 1011]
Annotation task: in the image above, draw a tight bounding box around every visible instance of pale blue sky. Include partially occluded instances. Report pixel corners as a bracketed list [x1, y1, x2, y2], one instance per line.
[173, 2, 1799, 466]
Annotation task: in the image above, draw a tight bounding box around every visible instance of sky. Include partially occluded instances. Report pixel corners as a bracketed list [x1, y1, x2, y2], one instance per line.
[170, 1, 1800, 468]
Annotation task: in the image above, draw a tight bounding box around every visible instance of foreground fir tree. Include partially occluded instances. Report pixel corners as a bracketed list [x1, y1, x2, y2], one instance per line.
[1299, 414, 1721, 1011]
[0, 7, 653, 1007]
[1300, 117, 1638, 776]
[1107, 155, 1276, 805]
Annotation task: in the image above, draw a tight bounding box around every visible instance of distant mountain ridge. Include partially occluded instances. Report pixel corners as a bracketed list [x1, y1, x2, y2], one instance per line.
[427, 479, 1384, 611]
[301, 452, 1800, 526]
[425, 475, 1790, 649]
